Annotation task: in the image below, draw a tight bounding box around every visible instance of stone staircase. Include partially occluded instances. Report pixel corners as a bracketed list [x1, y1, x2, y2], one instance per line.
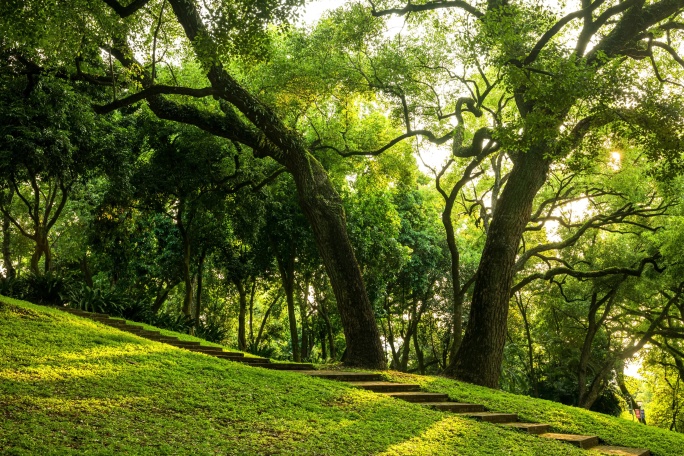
[59, 307, 650, 455]
[59, 307, 314, 371]
[300, 370, 651, 456]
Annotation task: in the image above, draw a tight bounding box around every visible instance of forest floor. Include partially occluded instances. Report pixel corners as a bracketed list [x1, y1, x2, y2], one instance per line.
[1, 296, 682, 455]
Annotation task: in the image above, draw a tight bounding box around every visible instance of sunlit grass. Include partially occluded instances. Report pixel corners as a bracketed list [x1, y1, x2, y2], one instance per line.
[383, 370, 684, 455]
[1, 296, 681, 455]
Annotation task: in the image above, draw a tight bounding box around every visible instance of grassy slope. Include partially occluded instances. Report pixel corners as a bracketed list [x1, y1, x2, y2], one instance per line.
[382, 372, 684, 455]
[0, 297, 678, 455]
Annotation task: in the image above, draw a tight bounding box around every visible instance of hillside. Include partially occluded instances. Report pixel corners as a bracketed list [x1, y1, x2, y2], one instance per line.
[1, 297, 682, 455]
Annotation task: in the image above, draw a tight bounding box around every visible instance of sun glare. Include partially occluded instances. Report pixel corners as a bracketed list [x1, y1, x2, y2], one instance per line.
[608, 151, 622, 170]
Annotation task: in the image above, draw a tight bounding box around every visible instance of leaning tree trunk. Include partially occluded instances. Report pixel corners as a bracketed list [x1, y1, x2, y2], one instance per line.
[290, 155, 385, 368]
[148, 0, 386, 370]
[445, 149, 550, 387]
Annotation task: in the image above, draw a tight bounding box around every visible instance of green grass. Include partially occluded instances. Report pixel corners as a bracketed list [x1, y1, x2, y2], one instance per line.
[379, 373, 684, 455]
[0, 296, 679, 455]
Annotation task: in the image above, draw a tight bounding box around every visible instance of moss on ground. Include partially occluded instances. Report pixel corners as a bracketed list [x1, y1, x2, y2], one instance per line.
[0, 297, 679, 455]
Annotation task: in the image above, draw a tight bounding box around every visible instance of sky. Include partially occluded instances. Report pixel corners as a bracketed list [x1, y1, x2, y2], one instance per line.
[300, 0, 350, 25]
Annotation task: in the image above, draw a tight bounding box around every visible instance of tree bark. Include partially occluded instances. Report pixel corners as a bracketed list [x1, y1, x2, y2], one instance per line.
[446, 149, 550, 387]
[2, 212, 15, 279]
[104, 0, 386, 370]
[194, 250, 206, 329]
[275, 245, 300, 362]
[235, 278, 248, 351]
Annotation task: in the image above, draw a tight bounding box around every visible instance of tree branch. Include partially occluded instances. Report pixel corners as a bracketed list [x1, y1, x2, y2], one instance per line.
[369, 1, 483, 19]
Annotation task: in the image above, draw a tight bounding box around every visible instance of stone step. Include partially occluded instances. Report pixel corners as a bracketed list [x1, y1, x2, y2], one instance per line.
[501, 422, 550, 434]
[166, 341, 202, 347]
[211, 352, 246, 359]
[260, 363, 316, 370]
[186, 346, 226, 353]
[299, 371, 384, 382]
[539, 433, 599, 449]
[236, 358, 271, 364]
[382, 391, 449, 403]
[348, 381, 421, 393]
[459, 412, 518, 423]
[422, 402, 485, 413]
[103, 321, 129, 327]
[592, 446, 651, 456]
[148, 337, 181, 343]
[62, 308, 91, 315]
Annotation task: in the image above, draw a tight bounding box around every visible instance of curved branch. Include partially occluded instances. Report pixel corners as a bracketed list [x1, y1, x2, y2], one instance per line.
[102, 0, 152, 18]
[524, 0, 606, 65]
[512, 255, 664, 294]
[314, 129, 452, 157]
[370, 1, 483, 19]
[93, 85, 218, 114]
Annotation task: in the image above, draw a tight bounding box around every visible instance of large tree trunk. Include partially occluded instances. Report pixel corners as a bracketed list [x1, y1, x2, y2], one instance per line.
[445, 149, 550, 387]
[290, 156, 385, 368]
[147, 0, 385, 370]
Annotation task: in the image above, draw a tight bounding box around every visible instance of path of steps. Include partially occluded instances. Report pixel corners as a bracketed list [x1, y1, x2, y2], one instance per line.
[58, 307, 314, 371]
[300, 370, 651, 456]
[56, 307, 650, 455]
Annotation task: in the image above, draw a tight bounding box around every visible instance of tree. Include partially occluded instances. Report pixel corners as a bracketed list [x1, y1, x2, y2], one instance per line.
[339, 0, 684, 386]
[0, 76, 108, 275]
[0, 0, 385, 368]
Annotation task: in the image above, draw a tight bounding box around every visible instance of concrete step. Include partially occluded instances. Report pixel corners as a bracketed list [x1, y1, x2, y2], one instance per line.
[459, 412, 518, 423]
[422, 402, 485, 413]
[382, 391, 449, 403]
[539, 433, 599, 449]
[501, 422, 550, 434]
[299, 371, 384, 382]
[348, 381, 421, 393]
[592, 446, 650, 456]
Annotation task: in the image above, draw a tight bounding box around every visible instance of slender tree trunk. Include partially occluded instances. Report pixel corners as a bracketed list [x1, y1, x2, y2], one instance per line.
[2, 212, 15, 279]
[179, 223, 193, 317]
[319, 294, 336, 359]
[249, 278, 256, 348]
[446, 149, 550, 387]
[273, 240, 301, 362]
[413, 328, 425, 375]
[254, 290, 282, 352]
[443, 199, 463, 364]
[152, 281, 176, 313]
[235, 279, 248, 351]
[80, 255, 93, 288]
[300, 277, 310, 360]
[194, 250, 206, 329]
[320, 327, 327, 360]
